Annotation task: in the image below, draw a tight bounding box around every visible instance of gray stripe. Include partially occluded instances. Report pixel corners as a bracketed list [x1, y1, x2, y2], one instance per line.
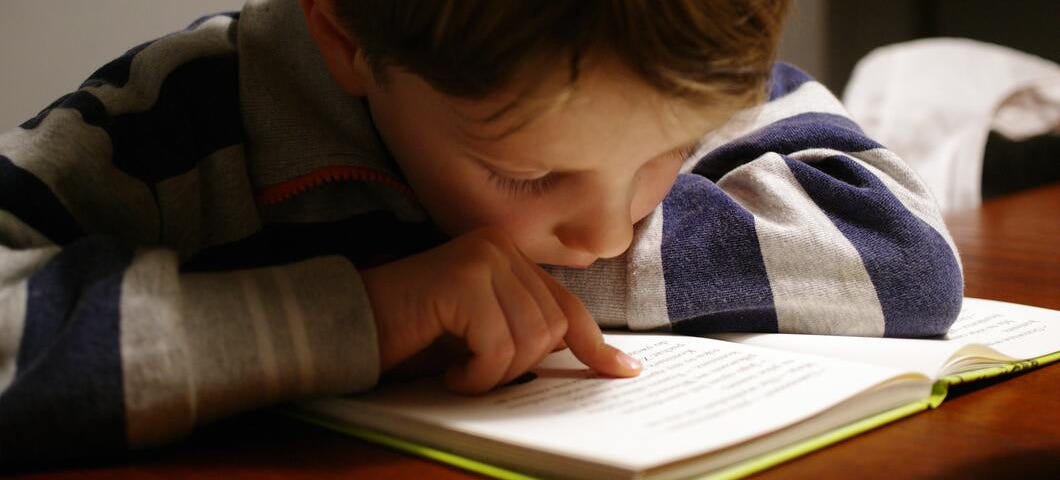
[545, 258, 629, 329]
[278, 257, 380, 395]
[718, 153, 886, 336]
[683, 80, 848, 174]
[0, 245, 61, 393]
[0, 18, 237, 250]
[174, 256, 379, 428]
[0, 281, 25, 393]
[237, 0, 425, 222]
[626, 206, 671, 331]
[789, 147, 961, 272]
[236, 271, 283, 403]
[0, 208, 50, 249]
[845, 148, 959, 269]
[155, 144, 260, 260]
[270, 267, 316, 395]
[260, 180, 425, 224]
[178, 265, 292, 425]
[238, 0, 386, 186]
[120, 249, 198, 448]
[0, 109, 159, 245]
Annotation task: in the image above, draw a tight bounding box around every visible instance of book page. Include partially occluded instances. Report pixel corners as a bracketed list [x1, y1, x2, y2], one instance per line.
[303, 335, 927, 472]
[707, 298, 1060, 378]
[944, 298, 1060, 358]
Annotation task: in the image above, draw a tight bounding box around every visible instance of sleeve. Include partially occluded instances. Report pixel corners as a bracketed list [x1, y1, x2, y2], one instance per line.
[547, 63, 963, 338]
[0, 14, 379, 465]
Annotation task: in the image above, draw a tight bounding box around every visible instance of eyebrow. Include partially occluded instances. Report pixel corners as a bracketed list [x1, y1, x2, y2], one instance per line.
[465, 138, 701, 174]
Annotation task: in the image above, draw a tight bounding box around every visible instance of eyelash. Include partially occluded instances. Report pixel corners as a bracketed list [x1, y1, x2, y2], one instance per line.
[487, 170, 559, 197]
[487, 145, 699, 197]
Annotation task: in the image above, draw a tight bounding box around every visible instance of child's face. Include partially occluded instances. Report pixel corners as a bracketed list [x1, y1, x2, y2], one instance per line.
[362, 59, 717, 268]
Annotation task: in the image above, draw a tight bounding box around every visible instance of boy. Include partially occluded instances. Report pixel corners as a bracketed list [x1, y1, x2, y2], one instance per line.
[0, 0, 963, 464]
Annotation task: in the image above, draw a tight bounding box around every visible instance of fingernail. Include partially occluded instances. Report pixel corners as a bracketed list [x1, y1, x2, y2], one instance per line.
[617, 351, 642, 371]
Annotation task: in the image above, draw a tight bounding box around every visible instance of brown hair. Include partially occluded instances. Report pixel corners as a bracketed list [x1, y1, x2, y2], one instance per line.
[334, 0, 790, 132]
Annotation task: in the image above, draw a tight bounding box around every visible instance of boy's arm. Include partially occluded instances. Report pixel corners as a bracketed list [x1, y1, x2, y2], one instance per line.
[548, 63, 963, 338]
[0, 14, 379, 464]
[0, 239, 379, 462]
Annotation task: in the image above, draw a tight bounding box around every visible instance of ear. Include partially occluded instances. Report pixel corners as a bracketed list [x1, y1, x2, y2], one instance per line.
[300, 0, 374, 96]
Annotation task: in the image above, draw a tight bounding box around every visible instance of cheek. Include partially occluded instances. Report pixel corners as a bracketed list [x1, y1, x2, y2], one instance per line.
[452, 179, 564, 256]
[482, 192, 554, 240]
[419, 169, 506, 236]
[366, 98, 504, 235]
[415, 160, 548, 241]
[632, 161, 682, 223]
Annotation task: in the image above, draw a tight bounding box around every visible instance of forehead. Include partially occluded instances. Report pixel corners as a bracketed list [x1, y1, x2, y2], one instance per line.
[439, 59, 718, 168]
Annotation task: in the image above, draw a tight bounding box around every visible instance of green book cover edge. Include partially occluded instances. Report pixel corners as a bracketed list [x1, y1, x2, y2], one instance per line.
[285, 350, 1059, 479]
[287, 409, 538, 480]
[702, 399, 930, 480]
[285, 399, 930, 480]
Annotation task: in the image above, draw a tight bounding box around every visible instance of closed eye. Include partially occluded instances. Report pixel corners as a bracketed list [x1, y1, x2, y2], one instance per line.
[487, 170, 559, 197]
[483, 143, 698, 197]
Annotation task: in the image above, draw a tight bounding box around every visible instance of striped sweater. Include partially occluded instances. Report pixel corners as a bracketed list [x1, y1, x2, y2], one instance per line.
[0, 0, 963, 464]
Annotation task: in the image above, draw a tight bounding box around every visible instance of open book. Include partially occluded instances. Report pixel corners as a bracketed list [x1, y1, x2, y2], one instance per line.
[290, 298, 1060, 480]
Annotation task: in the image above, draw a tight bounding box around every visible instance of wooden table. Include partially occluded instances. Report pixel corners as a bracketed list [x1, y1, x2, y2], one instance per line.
[12, 185, 1060, 479]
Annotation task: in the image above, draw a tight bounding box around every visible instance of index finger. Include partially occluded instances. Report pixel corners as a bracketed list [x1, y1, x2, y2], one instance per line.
[534, 266, 642, 377]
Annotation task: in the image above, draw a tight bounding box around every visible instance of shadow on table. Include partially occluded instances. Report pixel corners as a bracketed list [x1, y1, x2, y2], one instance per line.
[934, 448, 1060, 479]
[7, 408, 478, 479]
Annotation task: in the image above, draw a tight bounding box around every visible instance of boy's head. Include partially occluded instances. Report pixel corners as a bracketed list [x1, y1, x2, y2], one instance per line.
[300, 0, 789, 267]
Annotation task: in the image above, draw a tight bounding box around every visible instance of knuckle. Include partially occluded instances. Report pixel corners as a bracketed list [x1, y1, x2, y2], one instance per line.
[457, 239, 511, 272]
[528, 323, 554, 350]
[448, 255, 495, 286]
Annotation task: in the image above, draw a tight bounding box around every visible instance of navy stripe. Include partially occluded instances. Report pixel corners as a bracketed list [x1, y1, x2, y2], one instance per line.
[785, 155, 963, 336]
[182, 211, 449, 272]
[0, 236, 132, 462]
[692, 112, 882, 182]
[19, 90, 109, 130]
[0, 155, 83, 244]
[107, 53, 244, 183]
[661, 174, 778, 334]
[766, 62, 813, 101]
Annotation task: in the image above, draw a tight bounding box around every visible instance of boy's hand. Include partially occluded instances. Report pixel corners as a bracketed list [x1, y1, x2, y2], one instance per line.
[361, 227, 642, 394]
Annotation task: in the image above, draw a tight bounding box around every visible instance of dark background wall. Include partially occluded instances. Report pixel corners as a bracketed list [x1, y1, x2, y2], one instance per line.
[778, 0, 1059, 95]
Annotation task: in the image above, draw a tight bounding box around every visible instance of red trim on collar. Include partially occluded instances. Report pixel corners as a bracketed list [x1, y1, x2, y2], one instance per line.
[254, 165, 417, 207]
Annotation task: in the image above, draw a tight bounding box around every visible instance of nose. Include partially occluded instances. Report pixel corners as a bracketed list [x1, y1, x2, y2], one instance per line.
[553, 191, 635, 260]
